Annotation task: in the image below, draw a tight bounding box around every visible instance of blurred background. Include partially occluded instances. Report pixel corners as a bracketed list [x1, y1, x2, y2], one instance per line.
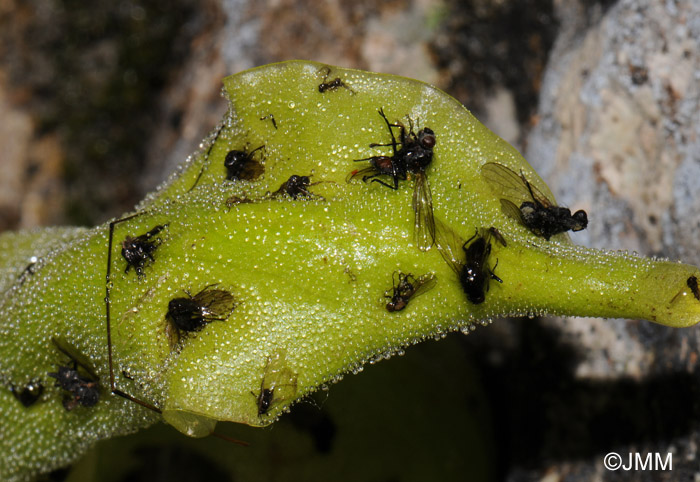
[1, 0, 699, 480]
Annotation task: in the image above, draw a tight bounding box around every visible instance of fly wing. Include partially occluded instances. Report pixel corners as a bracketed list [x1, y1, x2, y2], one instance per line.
[481, 162, 531, 203]
[434, 218, 464, 276]
[194, 288, 236, 319]
[519, 172, 554, 208]
[238, 160, 264, 181]
[410, 273, 438, 299]
[555, 231, 573, 243]
[481, 162, 554, 208]
[261, 350, 298, 411]
[51, 337, 99, 380]
[499, 199, 527, 224]
[412, 173, 436, 251]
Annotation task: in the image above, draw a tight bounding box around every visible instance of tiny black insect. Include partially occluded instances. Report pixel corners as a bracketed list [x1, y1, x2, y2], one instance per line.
[166, 284, 236, 347]
[347, 108, 437, 250]
[384, 271, 437, 312]
[17, 257, 38, 285]
[317, 66, 354, 94]
[273, 175, 312, 200]
[48, 338, 99, 411]
[688, 276, 700, 301]
[48, 365, 100, 411]
[260, 113, 277, 129]
[254, 388, 275, 416]
[481, 162, 588, 240]
[224, 174, 328, 207]
[10, 380, 44, 407]
[121, 224, 168, 277]
[225, 145, 265, 181]
[435, 222, 506, 305]
[251, 351, 298, 419]
[272, 175, 326, 200]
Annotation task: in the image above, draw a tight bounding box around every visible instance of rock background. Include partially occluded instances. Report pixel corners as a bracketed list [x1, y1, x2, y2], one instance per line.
[1, 0, 699, 480]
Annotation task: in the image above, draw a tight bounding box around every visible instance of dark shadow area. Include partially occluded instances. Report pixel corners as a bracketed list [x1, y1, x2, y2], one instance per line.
[40, 467, 70, 482]
[121, 445, 231, 482]
[285, 401, 338, 454]
[462, 318, 700, 481]
[430, 0, 559, 125]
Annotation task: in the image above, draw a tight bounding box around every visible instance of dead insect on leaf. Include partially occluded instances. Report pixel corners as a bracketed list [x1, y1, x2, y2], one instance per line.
[384, 271, 437, 312]
[481, 162, 587, 240]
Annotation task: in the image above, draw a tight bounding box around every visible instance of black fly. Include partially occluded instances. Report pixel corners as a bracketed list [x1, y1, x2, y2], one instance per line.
[272, 175, 324, 200]
[225, 174, 328, 207]
[481, 162, 588, 240]
[48, 366, 99, 411]
[435, 221, 506, 304]
[121, 224, 168, 277]
[10, 381, 44, 407]
[317, 66, 354, 94]
[384, 271, 437, 312]
[347, 108, 437, 250]
[347, 109, 435, 189]
[166, 284, 236, 347]
[48, 337, 100, 411]
[225, 145, 265, 181]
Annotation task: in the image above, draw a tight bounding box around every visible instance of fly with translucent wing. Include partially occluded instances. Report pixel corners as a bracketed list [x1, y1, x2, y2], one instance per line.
[224, 145, 265, 181]
[480, 162, 588, 240]
[435, 221, 506, 305]
[384, 271, 437, 312]
[251, 350, 298, 419]
[48, 337, 100, 411]
[166, 284, 237, 349]
[347, 108, 437, 251]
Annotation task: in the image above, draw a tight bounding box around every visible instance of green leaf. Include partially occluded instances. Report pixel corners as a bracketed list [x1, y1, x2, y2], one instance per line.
[1, 60, 698, 481]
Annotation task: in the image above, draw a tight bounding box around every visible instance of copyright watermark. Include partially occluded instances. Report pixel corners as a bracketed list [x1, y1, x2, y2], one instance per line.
[603, 452, 672, 471]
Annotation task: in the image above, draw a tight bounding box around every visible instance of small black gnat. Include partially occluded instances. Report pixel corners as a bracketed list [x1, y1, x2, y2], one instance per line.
[260, 113, 277, 129]
[317, 66, 354, 94]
